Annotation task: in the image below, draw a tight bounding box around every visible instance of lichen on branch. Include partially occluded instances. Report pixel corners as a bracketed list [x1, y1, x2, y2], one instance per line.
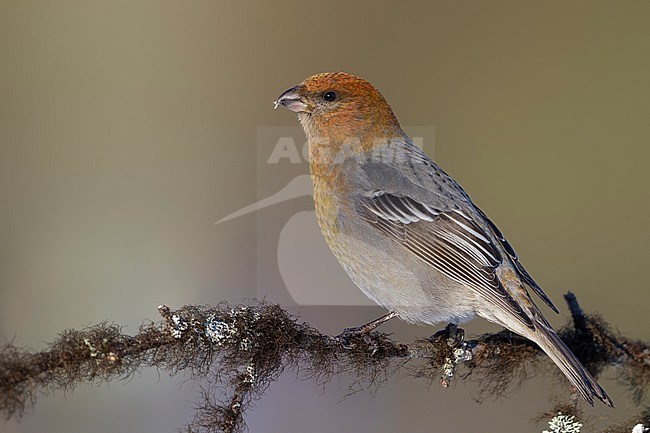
[0, 295, 648, 433]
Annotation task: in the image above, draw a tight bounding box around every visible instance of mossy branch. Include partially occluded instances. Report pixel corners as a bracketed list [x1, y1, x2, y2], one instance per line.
[1, 293, 648, 433]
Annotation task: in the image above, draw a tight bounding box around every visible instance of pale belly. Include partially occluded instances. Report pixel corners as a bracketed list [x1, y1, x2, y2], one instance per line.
[313, 187, 478, 325]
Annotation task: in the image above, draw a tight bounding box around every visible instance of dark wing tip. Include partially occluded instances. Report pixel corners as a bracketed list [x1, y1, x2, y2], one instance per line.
[595, 384, 615, 407]
[513, 260, 560, 314]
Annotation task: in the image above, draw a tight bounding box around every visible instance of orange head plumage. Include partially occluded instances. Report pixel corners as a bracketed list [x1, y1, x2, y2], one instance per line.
[275, 72, 405, 150]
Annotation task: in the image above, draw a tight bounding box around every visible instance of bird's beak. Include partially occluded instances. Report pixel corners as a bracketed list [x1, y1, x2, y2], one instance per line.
[274, 85, 310, 113]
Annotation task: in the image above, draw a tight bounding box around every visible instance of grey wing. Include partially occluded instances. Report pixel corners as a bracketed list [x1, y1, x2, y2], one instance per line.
[356, 192, 534, 329]
[473, 205, 559, 313]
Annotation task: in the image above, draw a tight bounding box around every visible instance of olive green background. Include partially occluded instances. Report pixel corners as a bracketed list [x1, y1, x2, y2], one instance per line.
[1, 1, 648, 432]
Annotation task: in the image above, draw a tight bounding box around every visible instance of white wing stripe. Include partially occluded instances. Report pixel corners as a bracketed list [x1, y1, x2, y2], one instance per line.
[446, 213, 491, 243]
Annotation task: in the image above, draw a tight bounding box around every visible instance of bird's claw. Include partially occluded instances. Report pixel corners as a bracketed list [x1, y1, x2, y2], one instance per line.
[335, 330, 381, 356]
[430, 323, 472, 388]
[335, 326, 368, 349]
[446, 323, 464, 347]
[430, 323, 464, 347]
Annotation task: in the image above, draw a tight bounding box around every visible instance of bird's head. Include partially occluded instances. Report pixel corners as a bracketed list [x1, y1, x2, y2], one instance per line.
[275, 72, 404, 149]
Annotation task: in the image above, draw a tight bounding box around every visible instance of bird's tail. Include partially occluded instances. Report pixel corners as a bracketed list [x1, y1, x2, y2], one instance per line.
[533, 323, 614, 407]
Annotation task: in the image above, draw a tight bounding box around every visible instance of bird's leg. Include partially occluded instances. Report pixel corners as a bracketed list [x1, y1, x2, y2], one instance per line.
[446, 322, 463, 346]
[431, 322, 464, 345]
[336, 311, 398, 340]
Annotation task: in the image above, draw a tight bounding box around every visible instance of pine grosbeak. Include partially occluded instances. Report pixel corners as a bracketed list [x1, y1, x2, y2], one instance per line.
[274, 72, 613, 407]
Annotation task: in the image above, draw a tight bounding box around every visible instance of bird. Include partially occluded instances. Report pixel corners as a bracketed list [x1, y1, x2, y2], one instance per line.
[274, 72, 613, 407]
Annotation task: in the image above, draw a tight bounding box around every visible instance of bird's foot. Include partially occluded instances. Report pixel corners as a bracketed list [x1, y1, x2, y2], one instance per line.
[335, 312, 398, 349]
[430, 323, 473, 388]
[447, 323, 464, 346]
[430, 323, 465, 347]
[335, 328, 372, 350]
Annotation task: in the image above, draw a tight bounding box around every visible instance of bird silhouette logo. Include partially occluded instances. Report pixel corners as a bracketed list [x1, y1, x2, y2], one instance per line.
[216, 175, 312, 225]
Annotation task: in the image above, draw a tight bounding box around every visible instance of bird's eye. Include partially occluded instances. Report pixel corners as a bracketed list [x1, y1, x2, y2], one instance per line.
[322, 91, 338, 102]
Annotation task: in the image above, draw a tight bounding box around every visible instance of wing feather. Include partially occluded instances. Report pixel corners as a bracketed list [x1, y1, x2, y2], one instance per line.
[357, 192, 533, 329]
[473, 206, 559, 314]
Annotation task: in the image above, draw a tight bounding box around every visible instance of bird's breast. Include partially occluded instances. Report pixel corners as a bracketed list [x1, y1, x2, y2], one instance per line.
[309, 161, 345, 245]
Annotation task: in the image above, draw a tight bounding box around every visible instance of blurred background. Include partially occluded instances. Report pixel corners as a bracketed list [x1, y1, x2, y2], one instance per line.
[1, 1, 648, 432]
